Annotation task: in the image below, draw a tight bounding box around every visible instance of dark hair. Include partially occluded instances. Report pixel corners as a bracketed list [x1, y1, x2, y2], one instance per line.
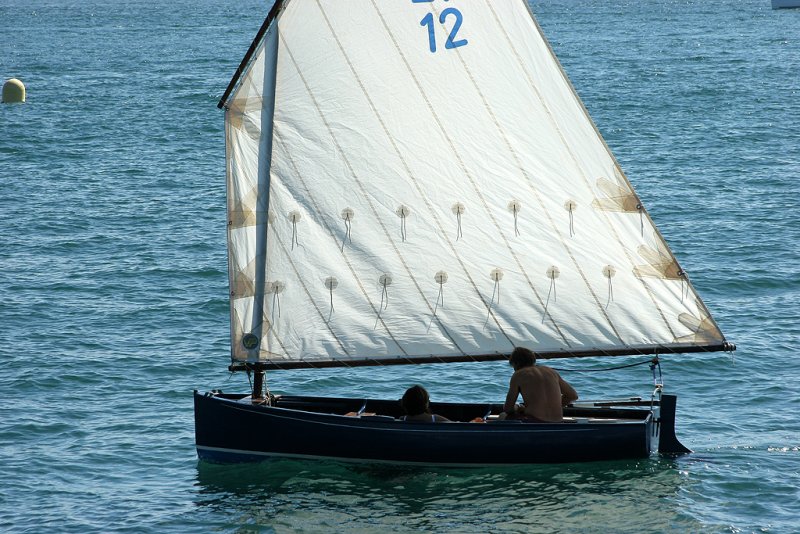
[401, 385, 430, 416]
[509, 347, 536, 370]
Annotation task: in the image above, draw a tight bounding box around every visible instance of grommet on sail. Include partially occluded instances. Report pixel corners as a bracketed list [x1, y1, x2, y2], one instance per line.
[507, 200, 522, 237]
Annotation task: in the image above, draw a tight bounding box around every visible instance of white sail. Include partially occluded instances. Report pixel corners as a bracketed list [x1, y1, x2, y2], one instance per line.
[222, 0, 727, 368]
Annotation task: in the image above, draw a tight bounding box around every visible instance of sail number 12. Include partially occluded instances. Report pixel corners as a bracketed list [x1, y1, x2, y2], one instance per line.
[412, 0, 468, 53]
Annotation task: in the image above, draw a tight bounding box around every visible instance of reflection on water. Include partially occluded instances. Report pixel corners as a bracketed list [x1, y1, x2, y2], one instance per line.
[194, 457, 704, 532]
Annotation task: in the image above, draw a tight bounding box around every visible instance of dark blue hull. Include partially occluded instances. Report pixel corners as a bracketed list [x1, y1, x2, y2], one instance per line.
[192, 391, 681, 465]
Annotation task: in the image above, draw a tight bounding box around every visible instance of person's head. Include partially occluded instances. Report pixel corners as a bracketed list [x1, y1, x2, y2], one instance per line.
[509, 347, 536, 371]
[401, 385, 430, 416]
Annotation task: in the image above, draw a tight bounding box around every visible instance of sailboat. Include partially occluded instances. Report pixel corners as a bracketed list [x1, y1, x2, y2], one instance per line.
[194, 0, 734, 465]
[772, 0, 800, 9]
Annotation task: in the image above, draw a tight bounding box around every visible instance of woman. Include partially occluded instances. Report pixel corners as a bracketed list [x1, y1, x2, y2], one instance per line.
[400, 385, 450, 422]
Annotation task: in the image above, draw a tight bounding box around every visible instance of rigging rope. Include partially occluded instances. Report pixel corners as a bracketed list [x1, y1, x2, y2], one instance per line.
[375, 275, 391, 328]
[342, 213, 352, 251]
[289, 211, 301, 250]
[564, 200, 577, 237]
[434, 280, 444, 316]
[508, 200, 521, 236]
[542, 267, 559, 322]
[650, 356, 663, 386]
[396, 205, 410, 242]
[484, 269, 503, 329]
[452, 202, 465, 240]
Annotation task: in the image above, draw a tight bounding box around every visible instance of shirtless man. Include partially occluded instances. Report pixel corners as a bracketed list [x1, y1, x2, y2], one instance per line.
[503, 347, 578, 422]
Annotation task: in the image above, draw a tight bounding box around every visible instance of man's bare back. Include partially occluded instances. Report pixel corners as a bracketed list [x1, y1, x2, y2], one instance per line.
[504, 349, 578, 422]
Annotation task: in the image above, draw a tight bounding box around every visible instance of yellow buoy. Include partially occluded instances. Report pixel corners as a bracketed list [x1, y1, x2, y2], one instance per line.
[2, 78, 26, 104]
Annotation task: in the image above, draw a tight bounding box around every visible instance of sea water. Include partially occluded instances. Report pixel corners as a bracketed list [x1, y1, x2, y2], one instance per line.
[1, 0, 798, 532]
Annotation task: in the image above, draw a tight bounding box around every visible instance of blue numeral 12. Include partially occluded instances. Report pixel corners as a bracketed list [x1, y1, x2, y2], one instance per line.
[420, 7, 468, 53]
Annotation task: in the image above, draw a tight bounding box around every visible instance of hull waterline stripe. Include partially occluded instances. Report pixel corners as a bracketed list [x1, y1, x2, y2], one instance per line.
[196, 445, 643, 467]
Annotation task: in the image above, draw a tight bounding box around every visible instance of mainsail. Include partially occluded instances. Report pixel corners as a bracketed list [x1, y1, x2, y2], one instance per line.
[220, 0, 730, 369]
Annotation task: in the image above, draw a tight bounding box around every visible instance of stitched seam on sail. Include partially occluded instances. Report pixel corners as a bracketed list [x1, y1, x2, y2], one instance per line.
[458, 0, 625, 346]
[490, 0, 679, 340]
[273, 131, 396, 361]
[429, 1, 578, 344]
[279, 31, 415, 359]
[314, 0, 473, 359]
[265, 180, 352, 360]
[372, 0, 536, 352]
[425, 5, 572, 347]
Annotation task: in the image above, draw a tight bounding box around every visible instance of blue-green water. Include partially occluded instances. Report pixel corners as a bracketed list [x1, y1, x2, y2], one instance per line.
[1, 0, 798, 532]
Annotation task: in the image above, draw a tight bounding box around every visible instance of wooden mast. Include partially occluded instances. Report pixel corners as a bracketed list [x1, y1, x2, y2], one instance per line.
[252, 370, 265, 400]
